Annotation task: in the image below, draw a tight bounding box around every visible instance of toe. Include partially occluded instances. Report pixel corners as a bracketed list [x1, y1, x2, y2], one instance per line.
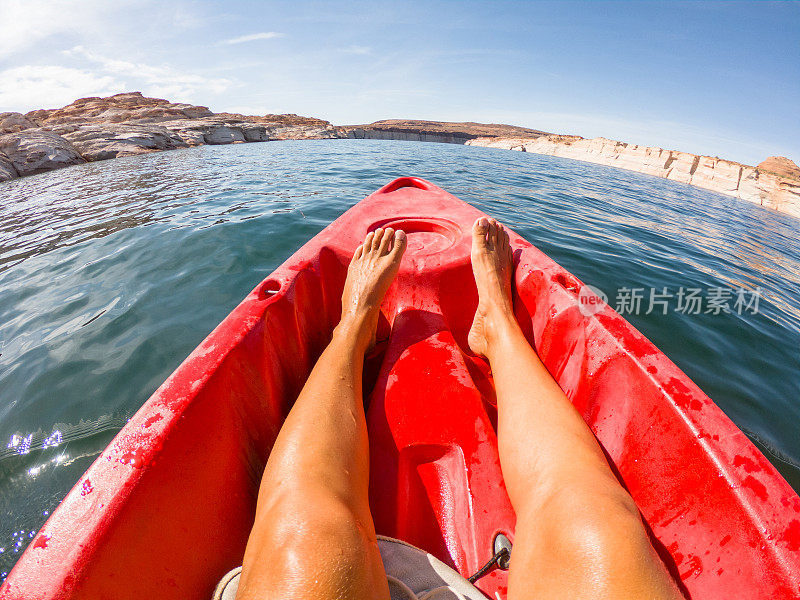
[502, 229, 513, 260]
[378, 227, 394, 255]
[371, 228, 384, 252]
[363, 231, 375, 253]
[488, 219, 498, 248]
[472, 217, 490, 249]
[353, 243, 364, 260]
[390, 230, 407, 260]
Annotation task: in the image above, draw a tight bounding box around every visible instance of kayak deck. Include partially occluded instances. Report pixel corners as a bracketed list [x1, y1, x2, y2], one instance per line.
[3, 177, 799, 599]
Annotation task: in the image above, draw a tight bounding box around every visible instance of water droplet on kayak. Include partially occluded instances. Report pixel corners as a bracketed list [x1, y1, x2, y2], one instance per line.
[143, 414, 163, 428]
[119, 448, 145, 468]
[32, 534, 49, 549]
[80, 479, 93, 496]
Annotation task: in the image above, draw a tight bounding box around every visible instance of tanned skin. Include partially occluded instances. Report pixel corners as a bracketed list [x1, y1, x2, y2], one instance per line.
[467, 217, 684, 600]
[236, 220, 684, 600]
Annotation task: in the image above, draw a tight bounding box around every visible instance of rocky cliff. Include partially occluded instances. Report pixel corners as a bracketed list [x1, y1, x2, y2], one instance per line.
[0, 92, 338, 180]
[466, 136, 800, 219]
[338, 120, 549, 144]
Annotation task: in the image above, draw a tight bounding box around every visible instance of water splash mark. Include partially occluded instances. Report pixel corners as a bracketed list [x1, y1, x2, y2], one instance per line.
[733, 454, 761, 473]
[32, 534, 49, 549]
[80, 479, 94, 496]
[742, 475, 768, 501]
[118, 448, 145, 468]
[778, 520, 800, 551]
[143, 414, 163, 429]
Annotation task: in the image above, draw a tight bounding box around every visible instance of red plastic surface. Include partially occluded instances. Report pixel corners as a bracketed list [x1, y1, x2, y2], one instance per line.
[3, 177, 799, 599]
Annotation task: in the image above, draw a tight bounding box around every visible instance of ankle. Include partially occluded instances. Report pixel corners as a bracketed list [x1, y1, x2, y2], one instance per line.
[483, 308, 524, 360]
[333, 313, 372, 352]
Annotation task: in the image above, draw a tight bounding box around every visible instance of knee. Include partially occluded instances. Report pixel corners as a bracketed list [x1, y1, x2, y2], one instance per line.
[268, 493, 379, 567]
[240, 496, 380, 598]
[544, 487, 654, 574]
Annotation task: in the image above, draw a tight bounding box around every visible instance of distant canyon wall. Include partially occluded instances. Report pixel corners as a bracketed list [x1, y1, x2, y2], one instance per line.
[339, 127, 472, 144]
[466, 136, 800, 219]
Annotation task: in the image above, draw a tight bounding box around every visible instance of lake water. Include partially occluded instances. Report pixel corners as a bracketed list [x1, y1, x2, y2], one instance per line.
[1, 139, 798, 578]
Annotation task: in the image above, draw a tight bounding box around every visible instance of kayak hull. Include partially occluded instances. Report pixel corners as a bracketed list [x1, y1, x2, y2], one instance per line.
[3, 177, 799, 599]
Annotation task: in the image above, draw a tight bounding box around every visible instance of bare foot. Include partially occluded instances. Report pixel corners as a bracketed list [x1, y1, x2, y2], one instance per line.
[468, 217, 516, 358]
[338, 227, 407, 351]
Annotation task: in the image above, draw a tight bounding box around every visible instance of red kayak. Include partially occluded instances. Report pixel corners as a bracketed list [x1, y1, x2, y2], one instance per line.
[2, 177, 799, 599]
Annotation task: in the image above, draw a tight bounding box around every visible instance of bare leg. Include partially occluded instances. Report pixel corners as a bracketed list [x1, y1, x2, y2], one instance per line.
[468, 218, 684, 600]
[236, 227, 406, 600]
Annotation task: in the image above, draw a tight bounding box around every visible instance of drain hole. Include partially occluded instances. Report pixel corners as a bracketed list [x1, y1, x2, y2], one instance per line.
[554, 272, 579, 292]
[261, 280, 281, 299]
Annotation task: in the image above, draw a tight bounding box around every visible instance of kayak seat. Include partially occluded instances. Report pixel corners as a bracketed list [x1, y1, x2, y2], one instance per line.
[211, 536, 486, 600]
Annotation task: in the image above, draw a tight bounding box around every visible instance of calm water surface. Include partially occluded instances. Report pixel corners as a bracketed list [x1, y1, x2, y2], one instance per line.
[1, 140, 799, 577]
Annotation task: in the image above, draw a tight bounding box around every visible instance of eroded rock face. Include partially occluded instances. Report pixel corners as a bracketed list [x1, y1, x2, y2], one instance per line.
[25, 92, 215, 127]
[53, 124, 189, 161]
[0, 112, 37, 134]
[339, 119, 548, 142]
[0, 151, 18, 181]
[757, 156, 800, 181]
[0, 129, 85, 177]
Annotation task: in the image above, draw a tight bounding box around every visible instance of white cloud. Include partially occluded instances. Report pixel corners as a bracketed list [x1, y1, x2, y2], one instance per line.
[0, 65, 125, 111]
[341, 45, 371, 55]
[222, 32, 284, 45]
[65, 45, 233, 99]
[0, 0, 136, 60]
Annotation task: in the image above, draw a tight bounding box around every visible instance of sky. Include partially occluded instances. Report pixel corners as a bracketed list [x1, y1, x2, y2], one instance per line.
[0, 0, 798, 166]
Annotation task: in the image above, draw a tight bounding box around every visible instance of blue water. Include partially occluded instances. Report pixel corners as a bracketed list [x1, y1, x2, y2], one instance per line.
[1, 139, 798, 578]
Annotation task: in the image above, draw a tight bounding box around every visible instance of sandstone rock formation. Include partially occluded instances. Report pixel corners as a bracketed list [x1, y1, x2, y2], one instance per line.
[466, 136, 800, 219]
[757, 156, 800, 182]
[0, 112, 37, 133]
[0, 92, 339, 182]
[0, 149, 17, 180]
[0, 129, 85, 177]
[50, 123, 189, 161]
[339, 119, 549, 144]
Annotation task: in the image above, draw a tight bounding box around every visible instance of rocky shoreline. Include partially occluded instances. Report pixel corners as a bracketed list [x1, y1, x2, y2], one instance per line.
[0, 92, 338, 181]
[466, 136, 800, 219]
[2, 92, 799, 220]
